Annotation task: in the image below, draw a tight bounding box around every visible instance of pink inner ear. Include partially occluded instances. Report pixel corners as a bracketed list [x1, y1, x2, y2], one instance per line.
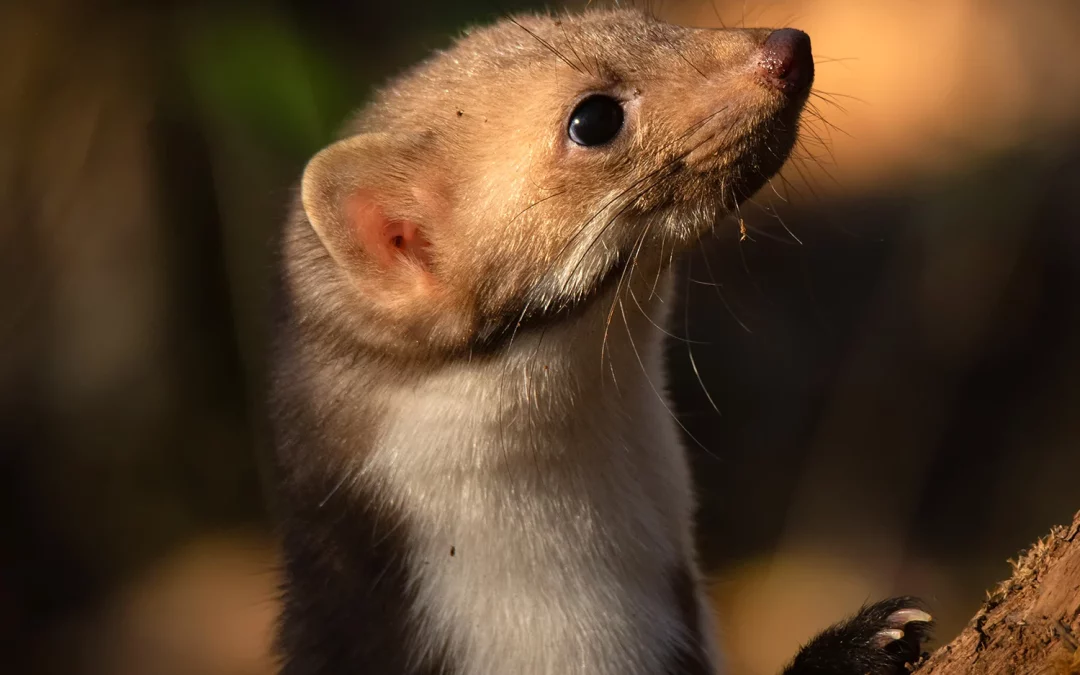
[346, 192, 432, 269]
[384, 219, 432, 268]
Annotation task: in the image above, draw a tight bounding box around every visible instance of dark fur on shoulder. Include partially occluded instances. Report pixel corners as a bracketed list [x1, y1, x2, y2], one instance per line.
[270, 326, 456, 674]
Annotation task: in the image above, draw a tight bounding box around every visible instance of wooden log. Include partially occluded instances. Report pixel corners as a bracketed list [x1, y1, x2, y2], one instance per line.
[914, 511, 1080, 675]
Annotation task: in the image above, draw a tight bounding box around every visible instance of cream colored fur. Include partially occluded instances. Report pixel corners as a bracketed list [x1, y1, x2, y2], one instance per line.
[357, 273, 719, 675]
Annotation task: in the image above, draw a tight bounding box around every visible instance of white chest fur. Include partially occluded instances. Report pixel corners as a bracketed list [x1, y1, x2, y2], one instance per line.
[358, 287, 716, 675]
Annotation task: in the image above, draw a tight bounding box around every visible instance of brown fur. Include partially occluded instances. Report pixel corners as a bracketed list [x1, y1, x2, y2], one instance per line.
[289, 10, 802, 362]
[272, 8, 818, 675]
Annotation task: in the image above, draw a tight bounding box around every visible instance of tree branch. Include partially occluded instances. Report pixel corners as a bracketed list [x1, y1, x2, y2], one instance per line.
[914, 510, 1080, 674]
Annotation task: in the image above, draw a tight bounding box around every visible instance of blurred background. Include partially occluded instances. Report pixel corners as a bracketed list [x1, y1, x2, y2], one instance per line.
[2, 0, 1079, 673]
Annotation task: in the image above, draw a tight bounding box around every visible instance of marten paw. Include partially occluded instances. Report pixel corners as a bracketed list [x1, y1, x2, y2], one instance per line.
[781, 597, 933, 675]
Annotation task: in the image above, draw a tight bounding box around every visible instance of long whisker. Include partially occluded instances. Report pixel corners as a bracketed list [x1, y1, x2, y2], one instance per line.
[772, 208, 803, 245]
[555, 105, 731, 266]
[803, 101, 850, 139]
[618, 299, 720, 460]
[509, 18, 585, 75]
[673, 47, 707, 79]
[600, 193, 664, 370]
[813, 55, 858, 65]
[736, 231, 761, 296]
[629, 287, 702, 343]
[649, 228, 669, 301]
[697, 244, 752, 333]
[557, 105, 731, 268]
[560, 25, 596, 78]
[594, 122, 733, 367]
[509, 189, 569, 224]
[812, 88, 866, 104]
[808, 91, 850, 114]
[684, 241, 721, 415]
[739, 217, 801, 245]
[560, 136, 711, 288]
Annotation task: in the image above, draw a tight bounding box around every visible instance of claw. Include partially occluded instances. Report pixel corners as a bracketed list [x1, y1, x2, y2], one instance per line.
[886, 608, 933, 627]
[873, 628, 906, 648]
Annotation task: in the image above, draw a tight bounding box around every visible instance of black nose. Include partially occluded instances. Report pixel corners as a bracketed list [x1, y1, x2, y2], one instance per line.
[758, 28, 814, 95]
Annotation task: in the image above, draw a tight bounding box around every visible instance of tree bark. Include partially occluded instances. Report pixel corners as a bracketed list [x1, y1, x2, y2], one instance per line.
[914, 510, 1080, 675]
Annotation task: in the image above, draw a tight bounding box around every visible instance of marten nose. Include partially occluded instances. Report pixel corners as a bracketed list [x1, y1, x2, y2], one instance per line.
[758, 29, 814, 95]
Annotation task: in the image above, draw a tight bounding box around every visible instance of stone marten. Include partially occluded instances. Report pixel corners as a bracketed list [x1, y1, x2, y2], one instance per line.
[269, 8, 932, 675]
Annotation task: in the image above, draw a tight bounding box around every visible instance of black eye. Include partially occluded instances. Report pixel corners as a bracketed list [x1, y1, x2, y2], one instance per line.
[567, 95, 624, 147]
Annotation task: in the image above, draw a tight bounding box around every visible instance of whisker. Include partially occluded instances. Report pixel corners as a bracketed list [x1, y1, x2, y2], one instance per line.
[629, 287, 705, 343]
[509, 189, 569, 224]
[813, 88, 867, 104]
[784, 152, 825, 200]
[593, 124, 733, 361]
[803, 102, 851, 138]
[509, 18, 585, 75]
[650, 229, 669, 301]
[697, 245, 751, 333]
[560, 25, 596, 78]
[809, 91, 850, 114]
[741, 190, 803, 246]
[772, 208, 803, 245]
[813, 56, 859, 65]
[736, 233, 761, 296]
[775, 172, 803, 202]
[740, 217, 801, 245]
[673, 47, 708, 79]
[318, 468, 353, 508]
[767, 177, 792, 206]
[684, 238, 721, 416]
[559, 116, 725, 285]
[618, 299, 720, 460]
[601, 201, 661, 370]
[504, 301, 534, 352]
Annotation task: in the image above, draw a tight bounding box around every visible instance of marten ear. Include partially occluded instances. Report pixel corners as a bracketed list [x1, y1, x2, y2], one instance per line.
[300, 134, 472, 345]
[301, 133, 435, 275]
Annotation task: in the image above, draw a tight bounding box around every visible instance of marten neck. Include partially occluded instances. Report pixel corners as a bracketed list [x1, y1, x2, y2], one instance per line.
[272, 270, 717, 675]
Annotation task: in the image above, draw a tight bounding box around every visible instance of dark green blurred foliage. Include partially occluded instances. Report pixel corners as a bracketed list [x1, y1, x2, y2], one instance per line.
[180, 11, 355, 155]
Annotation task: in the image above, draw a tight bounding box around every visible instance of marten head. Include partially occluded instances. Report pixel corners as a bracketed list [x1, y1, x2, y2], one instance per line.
[289, 9, 813, 361]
